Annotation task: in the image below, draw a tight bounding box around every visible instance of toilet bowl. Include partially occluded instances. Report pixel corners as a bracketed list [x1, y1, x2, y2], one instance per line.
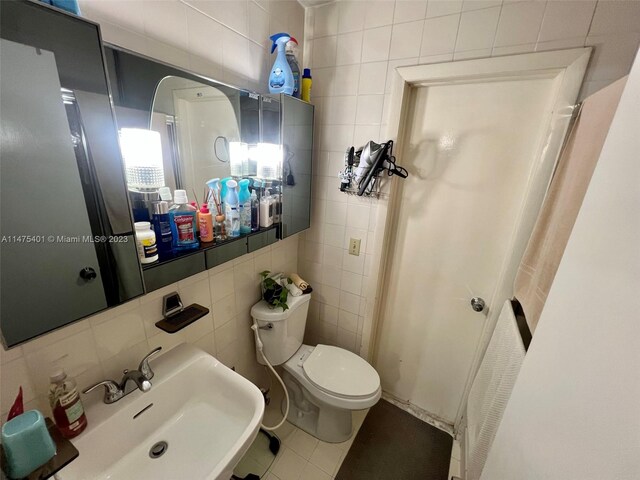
[251, 294, 381, 442]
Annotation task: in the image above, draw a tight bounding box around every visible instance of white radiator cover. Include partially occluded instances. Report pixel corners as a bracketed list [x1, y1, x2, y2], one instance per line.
[465, 300, 526, 480]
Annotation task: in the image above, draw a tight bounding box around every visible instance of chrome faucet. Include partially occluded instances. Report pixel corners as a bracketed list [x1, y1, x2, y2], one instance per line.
[83, 347, 162, 404]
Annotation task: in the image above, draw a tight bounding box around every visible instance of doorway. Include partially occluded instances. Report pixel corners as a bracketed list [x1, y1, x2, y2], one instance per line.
[372, 49, 590, 426]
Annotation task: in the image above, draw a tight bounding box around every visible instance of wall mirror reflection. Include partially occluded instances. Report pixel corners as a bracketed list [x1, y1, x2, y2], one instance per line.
[104, 45, 282, 267]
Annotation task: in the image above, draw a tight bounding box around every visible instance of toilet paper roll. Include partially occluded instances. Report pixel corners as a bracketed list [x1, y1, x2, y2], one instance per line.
[288, 273, 309, 291]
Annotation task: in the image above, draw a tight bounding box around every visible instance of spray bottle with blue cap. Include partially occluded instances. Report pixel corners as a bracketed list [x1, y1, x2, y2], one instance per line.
[269, 33, 294, 95]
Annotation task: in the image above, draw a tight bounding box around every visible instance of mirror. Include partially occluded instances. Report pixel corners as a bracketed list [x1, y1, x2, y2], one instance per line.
[104, 46, 281, 265]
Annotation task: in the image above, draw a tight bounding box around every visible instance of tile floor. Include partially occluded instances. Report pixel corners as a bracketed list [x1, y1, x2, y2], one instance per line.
[253, 389, 462, 480]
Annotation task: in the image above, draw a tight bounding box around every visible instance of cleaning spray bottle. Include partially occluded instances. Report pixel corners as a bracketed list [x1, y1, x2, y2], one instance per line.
[286, 37, 301, 98]
[238, 179, 252, 234]
[224, 180, 240, 238]
[269, 33, 294, 95]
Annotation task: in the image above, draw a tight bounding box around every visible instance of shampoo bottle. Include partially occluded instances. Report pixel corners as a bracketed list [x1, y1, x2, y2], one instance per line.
[238, 179, 252, 234]
[225, 180, 240, 238]
[169, 190, 199, 251]
[199, 205, 214, 242]
[269, 33, 294, 95]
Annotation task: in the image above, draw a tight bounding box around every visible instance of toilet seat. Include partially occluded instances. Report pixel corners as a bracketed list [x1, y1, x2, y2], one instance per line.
[303, 345, 380, 399]
[283, 345, 381, 411]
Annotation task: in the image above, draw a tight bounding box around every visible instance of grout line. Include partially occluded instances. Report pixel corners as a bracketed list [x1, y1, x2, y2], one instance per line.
[180, 0, 269, 50]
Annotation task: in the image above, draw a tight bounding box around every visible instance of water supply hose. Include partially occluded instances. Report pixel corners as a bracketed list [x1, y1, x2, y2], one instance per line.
[251, 321, 290, 431]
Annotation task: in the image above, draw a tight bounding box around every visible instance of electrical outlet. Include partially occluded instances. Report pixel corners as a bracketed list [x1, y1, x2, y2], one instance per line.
[349, 238, 361, 256]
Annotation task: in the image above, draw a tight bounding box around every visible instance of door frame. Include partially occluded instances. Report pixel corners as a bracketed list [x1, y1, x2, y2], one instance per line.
[361, 48, 591, 431]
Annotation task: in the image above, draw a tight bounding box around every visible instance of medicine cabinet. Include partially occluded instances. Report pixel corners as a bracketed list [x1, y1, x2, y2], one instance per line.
[0, 1, 144, 347]
[0, 1, 313, 348]
[104, 45, 314, 291]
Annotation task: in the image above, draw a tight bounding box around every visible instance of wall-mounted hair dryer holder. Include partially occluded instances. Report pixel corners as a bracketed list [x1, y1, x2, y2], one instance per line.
[338, 140, 408, 198]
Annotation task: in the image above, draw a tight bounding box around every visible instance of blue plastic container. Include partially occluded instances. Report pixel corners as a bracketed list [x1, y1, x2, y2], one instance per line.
[1, 410, 56, 478]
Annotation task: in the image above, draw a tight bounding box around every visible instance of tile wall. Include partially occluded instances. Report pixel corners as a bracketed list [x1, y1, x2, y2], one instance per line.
[0, 0, 305, 420]
[299, 0, 640, 359]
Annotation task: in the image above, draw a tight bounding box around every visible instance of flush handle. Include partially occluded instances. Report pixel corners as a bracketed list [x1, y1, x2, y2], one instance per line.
[470, 297, 486, 313]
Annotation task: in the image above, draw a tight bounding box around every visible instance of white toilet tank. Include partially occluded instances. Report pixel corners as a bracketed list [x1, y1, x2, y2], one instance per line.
[250, 294, 311, 365]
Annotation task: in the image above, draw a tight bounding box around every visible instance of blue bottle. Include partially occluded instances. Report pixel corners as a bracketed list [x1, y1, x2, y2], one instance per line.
[168, 190, 199, 252]
[152, 201, 173, 260]
[238, 179, 252, 234]
[225, 180, 240, 238]
[220, 177, 232, 213]
[269, 33, 294, 95]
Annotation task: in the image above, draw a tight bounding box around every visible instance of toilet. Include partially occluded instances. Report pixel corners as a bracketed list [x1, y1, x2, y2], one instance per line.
[251, 294, 381, 443]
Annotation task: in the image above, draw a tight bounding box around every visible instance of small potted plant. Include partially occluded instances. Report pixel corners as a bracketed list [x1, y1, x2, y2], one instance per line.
[259, 271, 289, 311]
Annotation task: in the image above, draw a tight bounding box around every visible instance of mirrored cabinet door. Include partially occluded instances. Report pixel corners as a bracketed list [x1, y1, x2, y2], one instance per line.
[0, 1, 143, 347]
[281, 96, 314, 238]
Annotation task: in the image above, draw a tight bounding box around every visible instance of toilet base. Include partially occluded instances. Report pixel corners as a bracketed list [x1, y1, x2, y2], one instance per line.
[282, 370, 353, 443]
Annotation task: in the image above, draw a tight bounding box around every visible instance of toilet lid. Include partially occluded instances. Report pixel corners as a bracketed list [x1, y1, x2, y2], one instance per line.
[303, 345, 380, 398]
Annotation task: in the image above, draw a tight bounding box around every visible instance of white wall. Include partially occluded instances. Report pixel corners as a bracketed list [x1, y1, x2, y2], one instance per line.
[300, 0, 640, 361]
[480, 49, 640, 480]
[0, 0, 305, 421]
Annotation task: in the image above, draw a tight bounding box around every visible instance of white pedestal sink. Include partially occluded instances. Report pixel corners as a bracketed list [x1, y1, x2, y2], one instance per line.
[59, 344, 265, 480]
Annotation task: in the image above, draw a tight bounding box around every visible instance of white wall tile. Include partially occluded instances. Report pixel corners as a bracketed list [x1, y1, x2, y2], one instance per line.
[535, 36, 585, 52]
[358, 61, 388, 94]
[394, 1, 428, 23]
[342, 249, 365, 275]
[493, 42, 535, 56]
[421, 13, 460, 56]
[334, 64, 362, 95]
[338, 1, 367, 34]
[323, 96, 358, 125]
[340, 272, 363, 297]
[427, 0, 463, 18]
[455, 5, 501, 51]
[142, 0, 189, 52]
[323, 244, 344, 268]
[214, 316, 237, 352]
[390, 20, 425, 59]
[248, 0, 271, 47]
[1, 358, 36, 416]
[364, 1, 396, 29]
[355, 94, 385, 125]
[538, 1, 596, 43]
[336, 31, 364, 65]
[78, 0, 145, 34]
[312, 35, 338, 68]
[213, 292, 238, 328]
[187, 0, 248, 37]
[494, 1, 546, 47]
[462, 0, 502, 13]
[361, 26, 393, 63]
[325, 200, 348, 226]
[324, 224, 346, 248]
[186, 7, 224, 66]
[313, 2, 339, 37]
[92, 310, 147, 362]
[588, 0, 640, 36]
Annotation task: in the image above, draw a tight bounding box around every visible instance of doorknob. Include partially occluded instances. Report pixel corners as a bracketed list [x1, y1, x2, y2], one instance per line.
[79, 267, 97, 281]
[470, 297, 485, 312]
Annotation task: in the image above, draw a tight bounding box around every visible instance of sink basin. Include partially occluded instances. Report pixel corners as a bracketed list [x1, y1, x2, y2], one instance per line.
[59, 344, 265, 480]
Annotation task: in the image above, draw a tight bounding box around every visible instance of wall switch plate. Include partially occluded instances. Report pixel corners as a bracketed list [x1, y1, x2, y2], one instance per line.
[349, 238, 361, 256]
